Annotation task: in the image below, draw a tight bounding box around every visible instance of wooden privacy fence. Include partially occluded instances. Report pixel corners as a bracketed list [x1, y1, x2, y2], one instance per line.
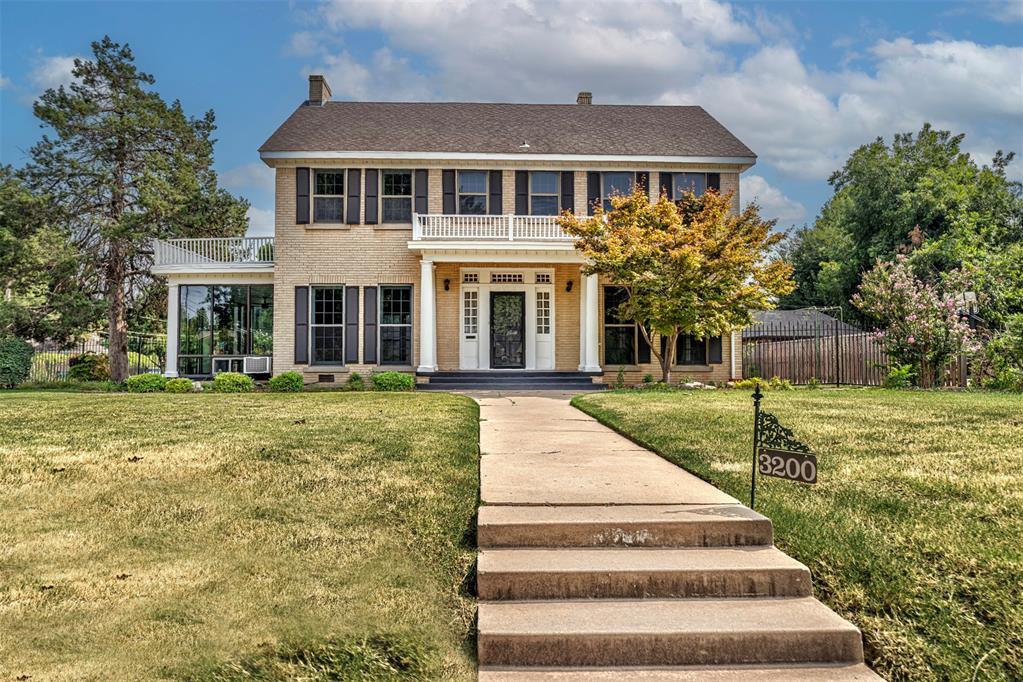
[743, 326, 889, 386]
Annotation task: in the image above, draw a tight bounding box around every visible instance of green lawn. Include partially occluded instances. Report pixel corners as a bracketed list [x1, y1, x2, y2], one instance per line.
[573, 389, 1023, 682]
[0, 391, 480, 681]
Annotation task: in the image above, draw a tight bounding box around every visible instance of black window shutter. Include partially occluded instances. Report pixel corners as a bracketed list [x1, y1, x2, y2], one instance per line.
[637, 328, 651, 364]
[660, 172, 674, 200]
[346, 169, 361, 224]
[586, 171, 600, 215]
[414, 169, 428, 214]
[345, 286, 359, 364]
[363, 287, 378, 364]
[561, 171, 575, 213]
[442, 170, 456, 214]
[364, 169, 378, 224]
[709, 335, 723, 364]
[294, 286, 309, 364]
[515, 171, 528, 215]
[635, 171, 649, 195]
[296, 168, 310, 224]
[708, 172, 721, 192]
[489, 170, 502, 213]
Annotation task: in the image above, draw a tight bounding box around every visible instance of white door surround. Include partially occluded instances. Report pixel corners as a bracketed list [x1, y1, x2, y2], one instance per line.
[459, 267, 555, 371]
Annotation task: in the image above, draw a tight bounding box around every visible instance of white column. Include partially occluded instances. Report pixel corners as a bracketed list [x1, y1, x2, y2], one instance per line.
[577, 268, 587, 371]
[164, 283, 179, 377]
[417, 258, 437, 373]
[582, 273, 601, 372]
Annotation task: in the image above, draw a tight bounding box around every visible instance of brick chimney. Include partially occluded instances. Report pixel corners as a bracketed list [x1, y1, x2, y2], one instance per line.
[308, 75, 332, 105]
[576, 91, 592, 105]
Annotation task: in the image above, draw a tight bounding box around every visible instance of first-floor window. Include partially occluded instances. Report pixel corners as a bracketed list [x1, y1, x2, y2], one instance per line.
[311, 286, 344, 364]
[382, 170, 413, 222]
[380, 285, 412, 365]
[178, 284, 274, 376]
[603, 286, 650, 365]
[463, 290, 478, 336]
[677, 334, 708, 365]
[536, 290, 551, 334]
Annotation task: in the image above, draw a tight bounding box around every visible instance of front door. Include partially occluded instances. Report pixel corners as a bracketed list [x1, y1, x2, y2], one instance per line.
[490, 291, 525, 368]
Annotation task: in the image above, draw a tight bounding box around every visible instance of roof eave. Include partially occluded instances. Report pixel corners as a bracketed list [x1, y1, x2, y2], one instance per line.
[258, 150, 757, 167]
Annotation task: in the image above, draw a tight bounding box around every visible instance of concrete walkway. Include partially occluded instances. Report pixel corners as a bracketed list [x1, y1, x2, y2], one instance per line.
[475, 393, 880, 681]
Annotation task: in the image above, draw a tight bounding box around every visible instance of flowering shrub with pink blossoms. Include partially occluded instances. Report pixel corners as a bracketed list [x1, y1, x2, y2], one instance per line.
[852, 256, 978, 387]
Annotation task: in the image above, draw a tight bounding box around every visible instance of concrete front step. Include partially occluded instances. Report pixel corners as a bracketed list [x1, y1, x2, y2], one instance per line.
[477, 597, 864, 668]
[478, 505, 773, 548]
[420, 382, 603, 391]
[478, 663, 883, 681]
[478, 547, 811, 600]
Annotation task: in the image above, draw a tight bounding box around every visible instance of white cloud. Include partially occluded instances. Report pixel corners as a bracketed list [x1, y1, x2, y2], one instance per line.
[741, 175, 807, 227]
[221, 162, 275, 195]
[0, 74, 11, 90]
[286, 0, 1022, 185]
[984, 0, 1023, 23]
[287, 31, 320, 57]
[245, 207, 275, 237]
[29, 54, 81, 93]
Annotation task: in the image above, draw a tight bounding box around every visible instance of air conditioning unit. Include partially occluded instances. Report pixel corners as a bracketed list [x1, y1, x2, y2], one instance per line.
[243, 356, 271, 374]
[212, 358, 233, 374]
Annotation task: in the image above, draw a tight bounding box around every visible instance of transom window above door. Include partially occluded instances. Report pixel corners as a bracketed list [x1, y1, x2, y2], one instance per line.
[529, 171, 559, 215]
[313, 170, 344, 223]
[458, 171, 488, 215]
[601, 172, 634, 211]
[381, 170, 412, 223]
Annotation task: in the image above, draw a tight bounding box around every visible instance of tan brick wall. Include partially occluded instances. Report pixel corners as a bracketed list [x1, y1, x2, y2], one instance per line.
[271, 159, 748, 382]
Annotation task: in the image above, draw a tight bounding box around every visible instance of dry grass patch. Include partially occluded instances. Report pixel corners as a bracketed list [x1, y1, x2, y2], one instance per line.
[574, 388, 1023, 682]
[0, 391, 479, 680]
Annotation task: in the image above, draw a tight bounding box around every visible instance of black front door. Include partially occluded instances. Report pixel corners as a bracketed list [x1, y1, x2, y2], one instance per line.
[490, 292, 525, 368]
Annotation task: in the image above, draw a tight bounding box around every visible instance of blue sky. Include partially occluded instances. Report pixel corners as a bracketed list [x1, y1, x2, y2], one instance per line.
[2, 0, 1021, 236]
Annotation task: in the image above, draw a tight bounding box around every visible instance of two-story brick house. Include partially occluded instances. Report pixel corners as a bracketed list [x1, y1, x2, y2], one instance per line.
[152, 75, 756, 388]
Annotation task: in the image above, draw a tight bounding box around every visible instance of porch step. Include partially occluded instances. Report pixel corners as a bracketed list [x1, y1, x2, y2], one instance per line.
[423, 372, 602, 391]
[477, 547, 811, 600]
[477, 505, 773, 548]
[478, 663, 883, 681]
[421, 382, 603, 391]
[478, 597, 864, 667]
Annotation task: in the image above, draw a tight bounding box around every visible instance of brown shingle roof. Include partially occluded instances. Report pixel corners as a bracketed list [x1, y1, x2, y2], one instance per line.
[258, 101, 755, 158]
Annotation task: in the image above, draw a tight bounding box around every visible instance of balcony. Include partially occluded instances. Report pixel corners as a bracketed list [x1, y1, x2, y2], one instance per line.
[412, 214, 573, 242]
[151, 237, 275, 274]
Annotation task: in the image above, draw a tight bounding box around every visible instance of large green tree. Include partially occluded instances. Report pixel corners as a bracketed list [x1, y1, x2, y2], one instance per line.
[25, 37, 248, 381]
[781, 124, 1023, 324]
[559, 187, 793, 383]
[0, 166, 102, 340]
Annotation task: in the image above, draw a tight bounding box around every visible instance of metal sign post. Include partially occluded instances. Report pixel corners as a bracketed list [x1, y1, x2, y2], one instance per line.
[750, 384, 818, 510]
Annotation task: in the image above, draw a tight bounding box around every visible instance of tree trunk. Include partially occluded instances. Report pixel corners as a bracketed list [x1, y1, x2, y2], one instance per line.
[107, 242, 129, 383]
[661, 332, 678, 384]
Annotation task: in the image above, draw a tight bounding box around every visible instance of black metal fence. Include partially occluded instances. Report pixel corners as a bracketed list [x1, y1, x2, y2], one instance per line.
[29, 334, 166, 383]
[742, 316, 888, 386]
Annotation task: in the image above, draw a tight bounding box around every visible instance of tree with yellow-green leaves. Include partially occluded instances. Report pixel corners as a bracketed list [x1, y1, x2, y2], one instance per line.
[558, 186, 794, 384]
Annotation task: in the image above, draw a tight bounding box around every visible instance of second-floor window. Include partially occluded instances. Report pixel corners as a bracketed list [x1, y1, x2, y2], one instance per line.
[529, 171, 559, 215]
[601, 172, 634, 211]
[314, 170, 344, 223]
[458, 170, 488, 215]
[382, 170, 413, 223]
[668, 172, 707, 198]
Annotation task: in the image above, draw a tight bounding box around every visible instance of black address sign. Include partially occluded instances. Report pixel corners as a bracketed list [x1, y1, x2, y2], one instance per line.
[758, 448, 818, 484]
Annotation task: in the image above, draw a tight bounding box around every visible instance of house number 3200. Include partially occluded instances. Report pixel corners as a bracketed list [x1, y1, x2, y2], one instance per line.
[758, 449, 818, 484]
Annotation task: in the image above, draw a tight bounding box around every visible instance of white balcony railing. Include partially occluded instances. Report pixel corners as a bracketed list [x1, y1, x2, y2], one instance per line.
[153, 237, 275, 268]
[412, 214, 571, 241]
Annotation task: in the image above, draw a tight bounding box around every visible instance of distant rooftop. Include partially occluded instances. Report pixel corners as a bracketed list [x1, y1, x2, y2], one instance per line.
[743, 310, 861, 340]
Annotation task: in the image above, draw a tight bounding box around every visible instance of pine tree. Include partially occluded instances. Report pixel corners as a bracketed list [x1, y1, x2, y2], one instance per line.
[26, 37, 248, 381]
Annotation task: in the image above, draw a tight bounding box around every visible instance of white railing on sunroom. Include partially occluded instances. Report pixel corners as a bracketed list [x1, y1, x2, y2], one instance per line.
[412, 214, 572, 241]
[152, 237, 275, 267]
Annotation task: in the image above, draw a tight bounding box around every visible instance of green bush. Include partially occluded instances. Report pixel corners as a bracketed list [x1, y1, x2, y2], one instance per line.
[614, 366, 627, 389]
[126, 373, 168, 393]
[213, 371, 253, 393]
[642, 374, 654, 384]
[883, 363, 916, 389]
[347, 372, 365, 391]
[165, 377, 195, 393]
[806, 377, 822, 389]
[0, 338, 34, 388]
[68, 352, 111, 381]
[268, 371, 304, 392]
[371, 371, 414, 392]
